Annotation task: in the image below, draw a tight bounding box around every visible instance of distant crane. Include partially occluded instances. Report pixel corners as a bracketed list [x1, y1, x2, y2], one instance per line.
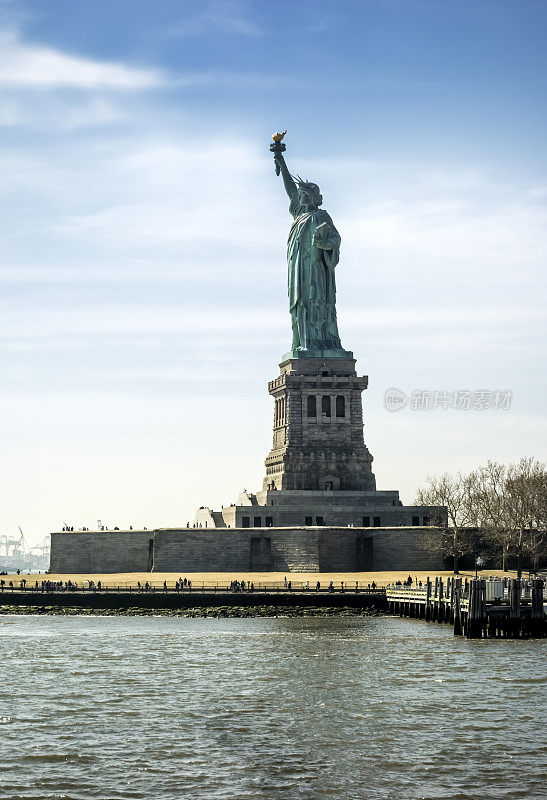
[28, 535, 50, 559]
[0, 529, 50, 572]
[18, 526, 28, 551]
[0, 532, 24, 558]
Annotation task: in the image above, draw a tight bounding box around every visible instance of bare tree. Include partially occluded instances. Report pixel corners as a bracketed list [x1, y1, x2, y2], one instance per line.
[417, 459, 547, 575]
[467, 458, 547, 575]
[415, 472, 475, 574]
[525, 467, 547, 571]
[467, 461, 511, 570]
[504, 457, 546, 578]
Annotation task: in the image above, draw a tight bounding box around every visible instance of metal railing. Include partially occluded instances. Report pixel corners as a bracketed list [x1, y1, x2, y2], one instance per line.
[386, 578, 546, 603]
[0, 580, 386, 595]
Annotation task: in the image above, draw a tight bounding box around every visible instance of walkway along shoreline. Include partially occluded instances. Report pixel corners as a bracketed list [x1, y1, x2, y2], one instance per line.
[0, 587, 386, 612]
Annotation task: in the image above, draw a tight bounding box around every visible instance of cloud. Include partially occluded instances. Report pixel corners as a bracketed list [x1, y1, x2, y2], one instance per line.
[0, 95, 128, 130]
[0, 304, 285, 340]
[0, 97, 24, 125]
[27, 139, 281, 253]
[167, 1, 262, 38]
[2, 141, 546, 337]
[1, 136, 544, 396]
[341, 198, 547, 270]
[0, 29, 164, 89]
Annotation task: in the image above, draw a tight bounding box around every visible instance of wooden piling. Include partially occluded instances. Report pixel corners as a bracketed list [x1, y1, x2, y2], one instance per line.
[509, 579, 521, 639]
[466, 580, 475, 638]
[425, 578, 432, 621]
[437, 578, 444, 623]
[530, 579, 544, 637]
[479, 579, 487, 637]
[453, 582, 462, 636]
[466, 579, 486, 638]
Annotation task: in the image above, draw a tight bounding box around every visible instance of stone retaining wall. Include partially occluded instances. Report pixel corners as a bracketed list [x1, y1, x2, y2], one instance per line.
[50, 531, 153, 573]
[50, 527, 444, 573]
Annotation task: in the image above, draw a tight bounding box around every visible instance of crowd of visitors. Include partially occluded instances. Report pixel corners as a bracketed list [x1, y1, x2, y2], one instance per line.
[393, 575, 423, 587]
[0, 576, 395, 594]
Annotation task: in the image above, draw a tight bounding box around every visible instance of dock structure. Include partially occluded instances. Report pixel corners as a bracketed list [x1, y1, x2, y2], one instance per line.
[386, 577, 546, 639]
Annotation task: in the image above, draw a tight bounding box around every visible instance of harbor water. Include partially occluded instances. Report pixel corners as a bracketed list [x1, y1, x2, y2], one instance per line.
[0, 614, 545, 800]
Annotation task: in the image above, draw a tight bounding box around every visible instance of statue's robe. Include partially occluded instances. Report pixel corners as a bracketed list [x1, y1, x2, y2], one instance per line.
[287, 200, 342, 351]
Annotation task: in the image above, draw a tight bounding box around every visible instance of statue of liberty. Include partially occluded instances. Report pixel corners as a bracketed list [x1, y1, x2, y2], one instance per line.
[271, 133, 346, 356]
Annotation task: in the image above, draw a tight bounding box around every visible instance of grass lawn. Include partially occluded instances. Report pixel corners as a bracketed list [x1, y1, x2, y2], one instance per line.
[2, 569, 517, 590]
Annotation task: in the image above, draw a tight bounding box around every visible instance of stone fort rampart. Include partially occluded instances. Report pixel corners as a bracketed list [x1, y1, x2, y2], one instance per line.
[50, 526, 444, 574]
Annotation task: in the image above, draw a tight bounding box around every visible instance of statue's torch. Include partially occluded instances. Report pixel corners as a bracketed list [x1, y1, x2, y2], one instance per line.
[270, 130, 287, 175]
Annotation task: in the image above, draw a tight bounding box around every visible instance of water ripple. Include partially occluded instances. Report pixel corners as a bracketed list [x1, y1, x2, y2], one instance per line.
[0, 615, 545, 800]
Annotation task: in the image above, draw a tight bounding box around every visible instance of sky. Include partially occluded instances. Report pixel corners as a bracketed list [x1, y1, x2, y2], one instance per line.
[0, 0, 546, 545]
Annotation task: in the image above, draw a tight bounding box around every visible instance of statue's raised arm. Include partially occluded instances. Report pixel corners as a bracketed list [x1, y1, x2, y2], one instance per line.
[274, 152, 297, 203]
[270, 131, 296, 202]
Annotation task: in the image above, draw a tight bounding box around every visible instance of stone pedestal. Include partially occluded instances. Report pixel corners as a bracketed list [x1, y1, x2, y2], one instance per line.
[190, 350, 445, 543]
[263, 355, 376, 492]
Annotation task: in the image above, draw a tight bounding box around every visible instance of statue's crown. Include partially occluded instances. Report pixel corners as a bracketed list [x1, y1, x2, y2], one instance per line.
[293, 175, 322, 206]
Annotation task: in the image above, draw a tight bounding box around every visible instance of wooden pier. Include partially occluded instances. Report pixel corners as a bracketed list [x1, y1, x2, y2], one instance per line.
[386, 577, 546, 639]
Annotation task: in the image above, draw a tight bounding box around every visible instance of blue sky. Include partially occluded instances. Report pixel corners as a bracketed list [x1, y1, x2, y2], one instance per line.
[1, 0, 546, 543]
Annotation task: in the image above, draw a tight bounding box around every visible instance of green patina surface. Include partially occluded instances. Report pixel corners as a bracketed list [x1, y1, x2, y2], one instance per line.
[272, 137, 351, 359]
